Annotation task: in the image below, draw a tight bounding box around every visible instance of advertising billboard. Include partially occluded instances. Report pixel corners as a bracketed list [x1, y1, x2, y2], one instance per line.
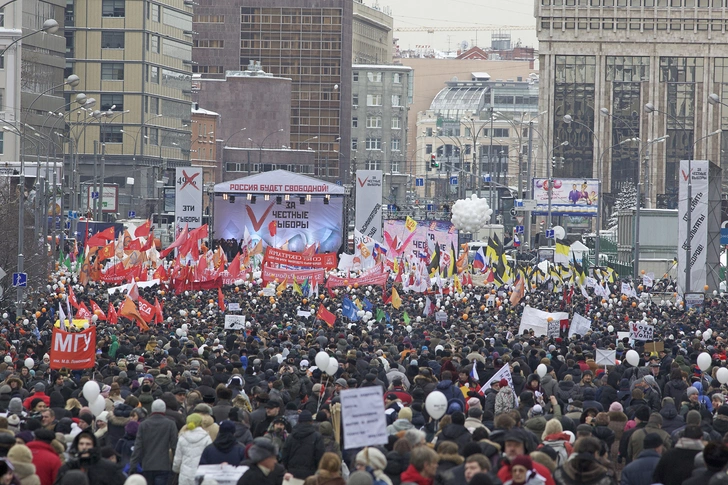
[175, 167, 203, 237]
[383, 219, 458, 259]
[531, 178, 599, 217]
[355, 170, 383, 241]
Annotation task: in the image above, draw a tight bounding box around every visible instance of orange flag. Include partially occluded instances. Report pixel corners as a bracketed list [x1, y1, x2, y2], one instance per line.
[119, 296, 149, 331]
[98, 242, 115, 261]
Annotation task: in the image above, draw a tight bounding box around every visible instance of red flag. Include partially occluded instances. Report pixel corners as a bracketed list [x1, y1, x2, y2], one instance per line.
[97, 242, 115, 261]
[228, 253, 241, 278]
[154, 297, 164, 324]
[160, 224, 189, 259]
[188, 224, 209, 242]
[302, 244, 315, 259]
[86, 227, 115, 247]
[153, 265, 168, 281]
[134, 220, 152, 238]
[316, 304, 336, 327]
[141, 235, 154, 252]
[127, 280, 139, 301]
[126, 238, 142, 251]
[218, 287, 226, 312]
[76, 303, 92, 320]
[108, 302, 118, 324]
[137, 296, 156, 324]
[120, 296, 149, 331]
[68, 286, 79, 309]
[90, 300, 106, 321]
[268, 220, 277, 237]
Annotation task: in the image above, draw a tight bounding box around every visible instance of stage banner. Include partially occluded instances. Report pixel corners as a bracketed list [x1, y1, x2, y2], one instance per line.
[261, 266, 326, 287]
[383, 220, 458, 259]
[263, 247, 337, 269]
[326, 270, 388, 288]
[531, 178, 599, 217]
[175, 167, 203, 238]
[355, 170, 383, 241]
[50, 326, 96, 370]
[215, 194, 343, 253]
[678, 160, 709, 292]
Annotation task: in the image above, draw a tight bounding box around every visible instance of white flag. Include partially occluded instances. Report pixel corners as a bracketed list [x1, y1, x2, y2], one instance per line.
[58, 303, 67, 331]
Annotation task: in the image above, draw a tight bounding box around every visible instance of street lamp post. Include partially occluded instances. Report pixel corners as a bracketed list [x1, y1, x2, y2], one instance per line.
[563, 114, 601, 264]
[643, 102, 696, 291]
[545, 141, 569, 247]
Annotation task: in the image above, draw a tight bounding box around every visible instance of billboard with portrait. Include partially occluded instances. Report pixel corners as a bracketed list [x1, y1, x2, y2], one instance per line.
[531, 178, 599, 217]
[383, 219, 458, 259]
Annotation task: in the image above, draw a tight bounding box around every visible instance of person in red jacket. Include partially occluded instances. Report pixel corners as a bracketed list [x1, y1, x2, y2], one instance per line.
[26, 428, 61, 485]
[400, 446, 439, 485]
[22, 383, 50, 411]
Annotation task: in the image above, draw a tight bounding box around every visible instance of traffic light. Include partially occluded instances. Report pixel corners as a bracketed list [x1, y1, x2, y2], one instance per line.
[430, 154, 439, 169]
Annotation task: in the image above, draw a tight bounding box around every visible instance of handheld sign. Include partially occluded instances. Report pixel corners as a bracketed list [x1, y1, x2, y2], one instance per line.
[341, 387, 388, 450]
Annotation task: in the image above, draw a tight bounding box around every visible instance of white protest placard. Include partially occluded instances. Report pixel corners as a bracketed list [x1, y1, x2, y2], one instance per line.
[595, 349, 617, 366]
[617, 331, 630, 340]
[569, 313, 592, 338]
[643, 272, 654, 288]
[435, 311, 448, 322]
[224, 315, 246, 330]
[262, 287, 276, 297]
[196, 464, 248, 485]
[629, 322, 654, 341]
[227, 302, 241, 311]
[341, 387, 388, 450]
[621, 282, 636, 298]
[297, 310, 311, 318]
[585, 277, 597, 288]
[486, 295, 496, 307]
[547, 320, 560, 338]
[518, 306, 569, 337]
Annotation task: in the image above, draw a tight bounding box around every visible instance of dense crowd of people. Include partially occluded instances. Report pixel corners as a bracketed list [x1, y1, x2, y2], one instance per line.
[0, 266, 726, 485]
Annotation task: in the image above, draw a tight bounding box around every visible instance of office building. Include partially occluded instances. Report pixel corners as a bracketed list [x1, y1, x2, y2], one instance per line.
[192, 0, 352, 182]
[352, 1, 393, 64]
[65, 0, 193, 220]
[537, 0, 728, 212]
[0, 0, 66, 168]
[351, 64, 412, 208]
[416, 74, 539, 202]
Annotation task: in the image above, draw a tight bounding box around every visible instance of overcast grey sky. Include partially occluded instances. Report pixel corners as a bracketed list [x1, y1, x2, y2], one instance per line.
[383, 0, 538, 53]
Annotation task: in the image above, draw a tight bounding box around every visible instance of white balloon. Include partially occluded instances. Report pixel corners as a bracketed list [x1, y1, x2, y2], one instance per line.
[536, 364, 547, 377]
[696, 330, 703, 337]
[425, 391, 448, 420]
[176, 328, 184, 336]
[315, 351, 330, 372]
[89, 395, 106, 417]
[83, 381, 100, 403]
[181, 323, 188, 331]
[24, 358, 34, 369]
[697, 352, 712, 371]
[91, 314, 98, 322]
[327, 357, 339, 375]
[625, 349, 639, 367]
[704, 330, 712, 341]
[718, 368, 728, 384]
[607, 325, 614, 333]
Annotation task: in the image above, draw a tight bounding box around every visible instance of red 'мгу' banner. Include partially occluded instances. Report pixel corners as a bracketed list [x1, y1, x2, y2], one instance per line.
[263, 247, 337, 269]
[50, 326, 96, 370]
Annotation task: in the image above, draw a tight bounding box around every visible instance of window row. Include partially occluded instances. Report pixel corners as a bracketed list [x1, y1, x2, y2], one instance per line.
[193, 15, 225, 23]
[351, 116, 402, 129]
[542, 0, 726, 6]
[226, 163, 315, 174]
[542, 17, 728, 31]
[193, 39, 224, 48]
[353, 71, 404, 84]
[363, 94, 402, 107]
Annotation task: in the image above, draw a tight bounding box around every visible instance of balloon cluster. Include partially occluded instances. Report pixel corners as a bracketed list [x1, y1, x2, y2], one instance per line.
[450, 194, 492, 233]
[314, 351, 339, 375]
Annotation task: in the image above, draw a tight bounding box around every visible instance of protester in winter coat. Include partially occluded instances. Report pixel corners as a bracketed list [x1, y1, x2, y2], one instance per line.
[662, 369, 688, 404]
[503, 455, 546, 485]
[281, 411, 326, 480]
[173, 414, 213, 485]
[619, 433, 663, 485]
[129, 400, 179, 485]
[658, 398, 684, 435]
[199, 420, 246, 466]
[435, 412, 472, 453]
[303, 452, 346, 485]
[114, 420, 139, 473]
[552, 436, 615, 485]
[653, 425, 704, 485]
[7, 444, 41, 485]
[387, 407, 415, 436]
[495, 380, 517, 416]
[356, 447, 393, 485]
[385, 439, 411, 485]
[539, 419, 572, 467]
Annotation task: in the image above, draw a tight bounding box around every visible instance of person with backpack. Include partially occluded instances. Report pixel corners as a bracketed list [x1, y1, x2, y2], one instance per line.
[538, 419, 572, 468]
[495, 379, 517, 416]
[355, 447, 394, 485]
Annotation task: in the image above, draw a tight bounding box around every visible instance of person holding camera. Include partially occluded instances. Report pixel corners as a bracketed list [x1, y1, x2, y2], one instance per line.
[54, 430, 125, 485]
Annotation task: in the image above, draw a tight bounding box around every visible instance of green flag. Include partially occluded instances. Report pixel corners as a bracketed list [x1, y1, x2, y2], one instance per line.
[376, 308, 385, 322]
[59, 250, 71, 271]
[76, 251, 84, 274]
[403, 312, 410, 324]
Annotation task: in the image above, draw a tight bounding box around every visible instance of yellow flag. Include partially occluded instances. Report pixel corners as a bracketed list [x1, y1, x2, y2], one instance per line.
[391, 286, 402, 310]
[276, 277, 288, 293]
[454, 274, 462, 293]
[292, 275, 302, 296]
[405, 216, 418, 233]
